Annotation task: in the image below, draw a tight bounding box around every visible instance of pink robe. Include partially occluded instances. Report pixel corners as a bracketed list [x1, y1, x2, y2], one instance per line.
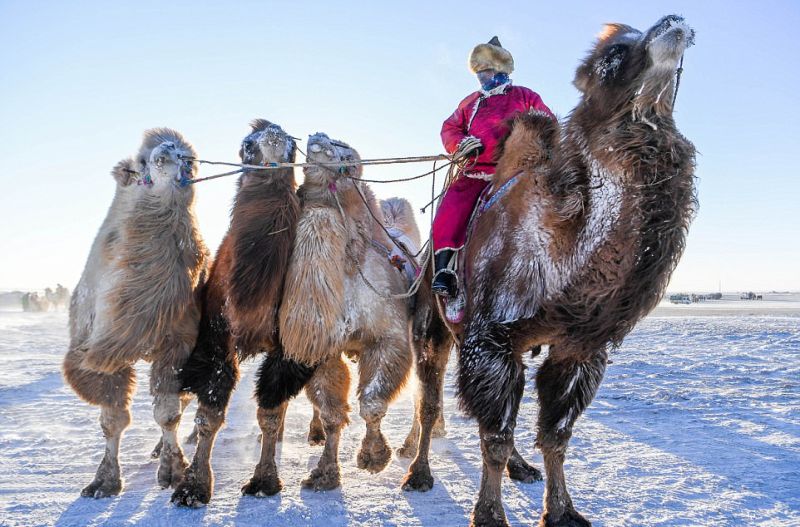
[433, 83, 552, 253]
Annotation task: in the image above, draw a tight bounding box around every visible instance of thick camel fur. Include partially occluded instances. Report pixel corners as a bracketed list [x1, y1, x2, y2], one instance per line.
[63, 128, 209, 498]
[171, 120, 301, 507]
[257, 132, 417, 492]
[406, 16, 697, 527]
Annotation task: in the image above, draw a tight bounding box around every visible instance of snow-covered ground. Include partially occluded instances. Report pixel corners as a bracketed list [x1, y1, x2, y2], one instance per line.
[0, 310, 798, 527]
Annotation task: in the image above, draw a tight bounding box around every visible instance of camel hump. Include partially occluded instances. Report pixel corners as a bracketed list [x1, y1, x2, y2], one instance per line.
[380, 197, 421, 248]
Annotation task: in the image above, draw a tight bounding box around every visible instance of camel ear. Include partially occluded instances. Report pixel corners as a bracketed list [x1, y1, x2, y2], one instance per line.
[111, 158, 137, 186]
[250, 118, 273, 132]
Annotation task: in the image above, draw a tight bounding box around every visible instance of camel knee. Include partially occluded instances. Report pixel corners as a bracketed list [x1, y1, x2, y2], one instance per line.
[100, 406, 132, 438]
[481, 430, 514, 469]
[153, 394, 182, 430]
[359, 397, 388, 425]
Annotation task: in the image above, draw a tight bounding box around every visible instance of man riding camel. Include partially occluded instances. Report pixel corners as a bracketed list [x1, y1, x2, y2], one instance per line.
[432, 37, 553, 298]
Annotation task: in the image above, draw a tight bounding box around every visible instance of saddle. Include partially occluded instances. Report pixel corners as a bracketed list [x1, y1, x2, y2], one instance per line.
[444, 172, 525, 324]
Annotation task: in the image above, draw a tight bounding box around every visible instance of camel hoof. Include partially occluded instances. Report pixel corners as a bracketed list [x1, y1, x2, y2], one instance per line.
[507, 457, 543, 483]
[401, 466, 434, 492]
[431, 419, 446, 438]
[357, 434, 391, 473]
[171, 477, 211, 507]
[301, 465, 341, 491]
[158, 453, 188, 489]
[151, 439, 163, 459]
[471, 501, 510, 527]
[307, 428, 326, 446]
[81, 477, 122, 499]
[395, 442, 418, 459]
[539, 509, 592, 527]
[241, 473, 283, 497]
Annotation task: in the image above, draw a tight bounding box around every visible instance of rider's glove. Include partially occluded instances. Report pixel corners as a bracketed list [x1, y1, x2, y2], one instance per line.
[454, 136, 483, 159]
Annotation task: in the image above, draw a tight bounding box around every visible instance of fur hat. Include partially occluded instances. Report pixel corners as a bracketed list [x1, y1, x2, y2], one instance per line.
[469, 36, 514, 74]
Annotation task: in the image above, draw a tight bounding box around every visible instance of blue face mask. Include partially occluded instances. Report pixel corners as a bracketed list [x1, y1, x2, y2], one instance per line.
[480, 72, 510, 91]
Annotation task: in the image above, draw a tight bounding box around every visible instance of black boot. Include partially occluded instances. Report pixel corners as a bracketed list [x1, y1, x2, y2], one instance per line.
[432, 250, 457, 298]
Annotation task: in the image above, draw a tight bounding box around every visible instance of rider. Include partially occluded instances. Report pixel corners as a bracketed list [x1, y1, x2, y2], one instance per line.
[432, 37, 553, 298]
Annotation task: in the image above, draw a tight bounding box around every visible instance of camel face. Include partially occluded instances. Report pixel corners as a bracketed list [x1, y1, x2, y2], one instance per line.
[146, 141, 194, 189]
[574, 15, 694, 115]
[303, 133, 362, 186]
[240, 124, 295, 166]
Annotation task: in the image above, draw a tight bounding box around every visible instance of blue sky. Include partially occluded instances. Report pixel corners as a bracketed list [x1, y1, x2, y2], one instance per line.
[0, 0, 797, 292]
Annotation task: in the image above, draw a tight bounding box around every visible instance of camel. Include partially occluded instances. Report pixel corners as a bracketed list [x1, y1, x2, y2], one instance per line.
[240, 132, 418, 496]
[402, 16, 697, 526]
[171, 119, 300, 507]
[63, 129, 209, 498]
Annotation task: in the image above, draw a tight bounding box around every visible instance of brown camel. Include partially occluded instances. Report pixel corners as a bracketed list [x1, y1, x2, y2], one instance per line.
[403, 15, 697, 527]
[171, 119, 300, 507]
[63, 129, 209, 497]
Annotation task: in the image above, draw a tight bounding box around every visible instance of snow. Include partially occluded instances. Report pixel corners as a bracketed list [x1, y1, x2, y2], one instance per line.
[1, 309, 798, 526]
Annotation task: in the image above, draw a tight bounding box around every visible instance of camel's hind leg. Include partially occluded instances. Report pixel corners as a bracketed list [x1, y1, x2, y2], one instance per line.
[356, 335, 412, 474]
[401, 328, 450, 491]
[242, 349, 315, 496]
[301, 355, 351, 491]
[63, 347, 135, 498]
[535, 346, 606, 527]
[307, 406, 325, 446]
[151, 396, 196, 459]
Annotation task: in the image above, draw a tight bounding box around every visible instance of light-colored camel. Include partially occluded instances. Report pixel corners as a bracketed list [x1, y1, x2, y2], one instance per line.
[243, 133, 418, 495]
[63, 129, 209, 498]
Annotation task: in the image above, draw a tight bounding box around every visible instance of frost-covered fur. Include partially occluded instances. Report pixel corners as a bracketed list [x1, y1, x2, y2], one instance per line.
[63, 128, 209, 498]
[272, 133, 417, 490]
[406, 16, 697, 527]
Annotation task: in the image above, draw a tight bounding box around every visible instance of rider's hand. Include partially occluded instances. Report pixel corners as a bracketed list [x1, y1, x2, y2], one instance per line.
[455, 136, 483, 159]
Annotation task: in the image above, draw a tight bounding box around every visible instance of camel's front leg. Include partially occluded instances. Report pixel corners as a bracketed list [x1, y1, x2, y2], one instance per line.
[535, 347, 606, 527]
[242, 349, 314, 496]
[150, 347, 194, 490]
[302, 355, 351, 491]
[63, 347, 136, 498]
[457, 320, 526, 527]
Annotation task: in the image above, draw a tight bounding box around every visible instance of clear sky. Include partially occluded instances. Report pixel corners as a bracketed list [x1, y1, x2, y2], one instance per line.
[0, 0, 797, 292]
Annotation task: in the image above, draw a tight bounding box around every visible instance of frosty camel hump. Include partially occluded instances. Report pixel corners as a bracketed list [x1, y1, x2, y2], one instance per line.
[63, 128, 209, 498]
[406, 15, 697, 527]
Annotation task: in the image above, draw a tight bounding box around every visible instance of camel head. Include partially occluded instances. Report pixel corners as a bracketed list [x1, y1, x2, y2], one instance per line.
[574, 15, 695, 121]
[136, 128, 197, 192]
[303, 132, 362, 188]
[240, 119, 297, 167]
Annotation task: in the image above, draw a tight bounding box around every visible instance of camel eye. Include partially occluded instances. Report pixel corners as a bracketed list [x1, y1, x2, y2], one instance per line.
[595, 45, 627, 80]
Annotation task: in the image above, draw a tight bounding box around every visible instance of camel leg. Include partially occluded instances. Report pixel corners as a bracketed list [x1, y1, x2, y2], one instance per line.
[242, 349, 315, 496]
[356, 336, 412, 473]
[62, 347, 135, 498]
[301, 355, 350, 491]
[535, 347, 606, 527]
[152, 396, 196, 458]
[506, 444, 543, 483]
[458, 320, 526, 527]
[307, 406, 325, 446]
[170, 339, 239, 506]
[151, 350, 193, 490]
[401, 330, 450, 491]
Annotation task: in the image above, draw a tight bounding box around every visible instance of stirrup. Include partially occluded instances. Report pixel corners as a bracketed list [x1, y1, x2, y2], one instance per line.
[432, 269, 457, 298]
